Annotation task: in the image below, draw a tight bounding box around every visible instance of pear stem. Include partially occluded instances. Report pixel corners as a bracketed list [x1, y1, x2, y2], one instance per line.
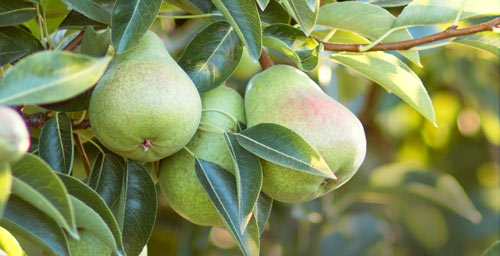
[199, 122, 226, 134]
[202, 108, 239, 126]
[258, 48, 274, 70]
[183, 146, 196, 158]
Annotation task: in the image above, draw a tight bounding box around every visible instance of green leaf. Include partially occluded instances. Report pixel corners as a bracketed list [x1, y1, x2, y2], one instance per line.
[256, 0, 270, 10]
[401, 202, 448, 250]
[254, 193, 272, 236]
[0, 226, 24, 256]
[114, 162, 157, 256]
[195, 158, 259, 256]
[317, 2, 420, 66]
[0, 51, 111, 106]
[39, 89, 94, 112]
[57, 173, 126, 256]
[10, 154, 77, 237]
[394, 0, 500, 28]
[0, 195, 70, 256]
[262, 24, 320, 71]
[61, 0, 114, 24]
[258, 0, 291, 25]
[0, 26, 43, 66]
[236, 123, 335, 179]
[38, 112, 74, 174]
[111, 0, 163, 53]
[224, 133, 263, 233]
[211, 0, 262, 61]
[0, 163, 12, 218]
[481, 241, 500, 256]
[81, 27, 111, 57]
[165, 0, 214, 14]
[330, 51, 436, 125]
[452, 31, 500, 56]
[70, 196, 119, 254]
[59, 10, 107, 30]
[369, 162, 482, 223]
[0, 1, 36, 27]
[88, 152, 125, 207]
[368, 0, 412, 7]
[282, 0, 318, 35]
[178, 21, 243, 93]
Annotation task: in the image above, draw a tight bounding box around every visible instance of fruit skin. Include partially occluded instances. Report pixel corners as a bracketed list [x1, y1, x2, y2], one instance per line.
[89, 31, 202, 162]
[159, 86, 245, 226]
[0, 106, 30, 164]
[245, 65, 366, 203]
[67, 230, 112, 256]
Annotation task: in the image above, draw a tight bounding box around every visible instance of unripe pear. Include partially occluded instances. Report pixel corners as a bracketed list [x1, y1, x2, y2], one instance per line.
[0, 106, 30, 164]
[67, 230, 112, 256]
[245, 65, 366, 203]
[89, 31, 201, 162]
[159, 86, 245, 226]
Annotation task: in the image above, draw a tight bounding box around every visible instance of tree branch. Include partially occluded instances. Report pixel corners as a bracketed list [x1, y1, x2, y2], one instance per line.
[259, 48, 274, 70]
[322, 17, 500, 52]
[73, 133, 91, 176]
[62, 30, 85, 52]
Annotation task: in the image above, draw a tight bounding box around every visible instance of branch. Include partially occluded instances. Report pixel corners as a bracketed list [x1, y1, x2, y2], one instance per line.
[73, 133, 91, 176]
[322, 17, 500, 52]
[24, 113, 91, 129]
[259, 48, 274, 70]
[62, 30, 85, 52]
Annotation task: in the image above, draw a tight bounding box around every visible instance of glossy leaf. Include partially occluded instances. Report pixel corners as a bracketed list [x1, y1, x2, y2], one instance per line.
[179, 21, 243, 93]
[317, 2, 420, 66]
[258, 0, 291, 25]
[111, 0, 163, 53]
[39, 89, 95, 112]
[0, 195, 69, 256]
[0, 163, 12, 218]
[10, 154, 77, 237]
[453, 31, 500, 56]
[0, 226, 24, 256]
[57, 173, 126, 256]
[254, 193, 272, 236]
[256, 0, 270, 10]
[70, 196, 118, 253]
[394, 0, 500, 27]
[165, 0, 214, 13]
[0, 51, 111, 106]
[481, 241, 500, 256]
[224, 133, 263, 232]
[81, 27, 111, 57]
[282, 0, 318, 35]
[0, 26, 43, 66]
[114, 162, 157, 256]
[330, 51, 436, 125]
[0, 1, 36, 27]
[211, 0, 262, 61]
[38, 112, 74, 174]
[88, 152, 125, 207]
[262, 24, 320, 71]
[236, 123, 335, 179]
[195, 158, 259, 256]
[368, 0, 412, 7]
[61, 0, 115, 24]
[59, 10, 107, 30]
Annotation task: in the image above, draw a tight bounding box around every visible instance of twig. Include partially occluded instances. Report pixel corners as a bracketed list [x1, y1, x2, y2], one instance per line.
[73, 120, 91, 129]
[258, 48, 274, 70]
[321, 17, 500, 52]
[73, 133, 91, 176]
[62, 31, 85, 51]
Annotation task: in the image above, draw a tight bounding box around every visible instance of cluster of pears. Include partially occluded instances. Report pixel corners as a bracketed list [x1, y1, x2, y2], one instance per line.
[88, 31, 366, 226]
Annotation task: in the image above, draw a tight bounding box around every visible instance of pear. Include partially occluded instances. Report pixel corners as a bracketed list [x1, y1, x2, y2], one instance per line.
[0, 106, 30, 164]
[67, 230, 112, 256]
[159, 86, 245, 226]
[88, 31, 202, 162]
[245, 65, 366, 203]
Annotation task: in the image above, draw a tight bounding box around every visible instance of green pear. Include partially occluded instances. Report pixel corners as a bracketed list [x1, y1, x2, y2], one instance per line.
[67, 230, 112, 256]
[245, 65, 366, 203]
[159, 86, 245, 226]
[0, 106, 30, 164]
[89, 31, 201, 162]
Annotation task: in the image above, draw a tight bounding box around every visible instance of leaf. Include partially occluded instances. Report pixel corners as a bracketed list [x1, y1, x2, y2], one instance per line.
[0, 226, 24, 256]
[256, 0, 270, 11]
[59, 10, 107, 30]
[394, 0, 500, 28]
[481, 241, 500, 256]
[368, 0, 412, 7]
[0, 1, 36, 27]
[452, 31, 500, 56]
[224, 133, 263, 233]
[369, 162, 482, 223]
[0, 26, 43, 66]
[236, 123, 335, 179]
[38, 112, 74, 174]
[57, 173, 126, 256]
[165, 0, 215, 14]
[317, 2, 420, 66]
[39, 89, 94, 112]
[195, 158, 259, 256]
[330, 51, 436, 125]
[401, 202, 448, 250]
[10, 154, 77, 237]
[81, 27, 111, 57]
[111, 0, 163, 53]
[0, 195, 69, 256]
[211, 0, 262, 61]
[0, 51, 111, 106]
[0, 163, 12, 218]
[87, 152, 125, 207]
[70, 196, 119, 254]
[114, 162, 157, 256]
[254, 193, 272, 236]
[258, 0, 291, 25]
[178, 21, 243, 93]
[61, 0, 115, 24]
[262, 24, 320, 71]
[282, 0, 318, 35]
